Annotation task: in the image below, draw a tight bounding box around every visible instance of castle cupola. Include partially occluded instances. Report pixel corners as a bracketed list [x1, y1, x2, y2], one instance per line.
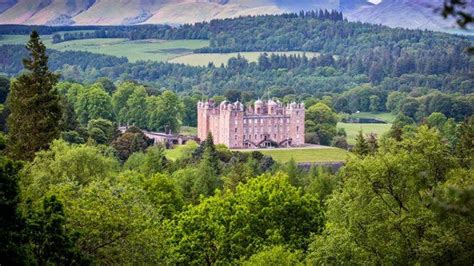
[220, 100, 229, 110]
[254, 99, 263, 114]
[268, 99, 278, 114]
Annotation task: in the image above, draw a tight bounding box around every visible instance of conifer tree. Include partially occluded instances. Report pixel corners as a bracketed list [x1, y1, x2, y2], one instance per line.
[7, 31, 62, 161]
[353, 130, 369, 156]
[193, 133, 221, 198]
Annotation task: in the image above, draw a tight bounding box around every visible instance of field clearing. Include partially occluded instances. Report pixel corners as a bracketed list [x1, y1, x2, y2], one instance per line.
[348, 112, 396, 123]
[338, 122, 392, 145]
[170, 51, 321, 66]
[254, 147, 351, 163]
[179, 126, 197, 136]
[0, 34, 210, 62]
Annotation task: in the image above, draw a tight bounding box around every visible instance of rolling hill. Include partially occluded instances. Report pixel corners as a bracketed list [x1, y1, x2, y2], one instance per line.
[0, 0, 469, 32]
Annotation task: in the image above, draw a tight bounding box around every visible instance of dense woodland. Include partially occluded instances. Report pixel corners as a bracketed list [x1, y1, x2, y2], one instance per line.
[0, 10, 473, 265]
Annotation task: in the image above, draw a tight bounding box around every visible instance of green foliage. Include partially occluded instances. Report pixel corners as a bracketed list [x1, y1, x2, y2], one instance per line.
[144, 173, 184, 219]
[139, 145, 168, 176]
[309, 126, 474, 264]
[455, 116, 474, 168]
[7, 31, 62, 161]
[87, 119, 116, 145]
[352, 130, 369, 156]
[168, 172, 323, 264]
[194, 133, 222, 198]
[76, 83, 114, 125]
[22, 140, 119, 201]
[147, 90, 183, 133]
[111, 127, 153, 162]
[0, 75, 10, 104]
[0, 156, 28, 265]
[25, 195, 84, 265]
[242, 245, 303, 266]
[427, 112, 448, 130]
[112, 81, 148, 128]
[305, 103, 338, 145]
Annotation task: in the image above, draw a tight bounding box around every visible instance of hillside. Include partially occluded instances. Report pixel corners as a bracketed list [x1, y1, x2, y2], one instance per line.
[345, 0, 469, 31]
[0, 0, 467, 32]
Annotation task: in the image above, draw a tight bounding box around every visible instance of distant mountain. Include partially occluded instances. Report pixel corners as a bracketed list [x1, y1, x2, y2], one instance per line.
[0, 0, 468, 32]
[345, 0, 472, 31]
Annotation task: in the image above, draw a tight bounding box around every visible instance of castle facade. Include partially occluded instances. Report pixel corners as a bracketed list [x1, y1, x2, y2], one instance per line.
[197, 99, 305, 149]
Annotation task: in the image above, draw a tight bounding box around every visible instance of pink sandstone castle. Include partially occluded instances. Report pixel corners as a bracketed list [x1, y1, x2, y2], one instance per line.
[197, 99, 305, 149]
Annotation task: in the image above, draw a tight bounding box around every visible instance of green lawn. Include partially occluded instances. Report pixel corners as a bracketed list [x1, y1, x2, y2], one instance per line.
[170, 51, 320, 66]
[348, 112, 396, 123]
[0, 34, 210, 62]
[249, 147, 351, 163]
[179, 126, 197, 136]
[338, 122, 392, 145]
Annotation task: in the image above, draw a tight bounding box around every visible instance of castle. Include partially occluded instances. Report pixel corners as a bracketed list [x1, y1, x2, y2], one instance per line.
[197, 99, 305, 149]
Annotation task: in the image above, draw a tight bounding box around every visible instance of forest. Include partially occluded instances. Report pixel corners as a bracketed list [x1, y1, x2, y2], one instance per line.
[0, 9, 473, 265]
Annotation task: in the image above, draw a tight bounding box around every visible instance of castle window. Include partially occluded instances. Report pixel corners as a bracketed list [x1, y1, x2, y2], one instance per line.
[235, 120, 238, 125]
[297, 111, 299, 115]
[235, 128, 237, 133]
[235, 135, 237, 140]
[297, 126, 299, 132]
[274, 134, 277, 138]
[255, 134, 257, 139]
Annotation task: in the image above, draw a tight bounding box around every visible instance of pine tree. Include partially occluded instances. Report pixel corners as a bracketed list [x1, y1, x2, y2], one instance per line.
[353, 130, 369, 156]
[193, 133, 221, 198]
[0, 156, 29, 265]
[26, 195, 83, 265]
[7, 31, 62, 161]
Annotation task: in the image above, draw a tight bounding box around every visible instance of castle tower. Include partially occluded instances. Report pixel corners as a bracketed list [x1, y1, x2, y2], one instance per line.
[287, 102, 305, 146]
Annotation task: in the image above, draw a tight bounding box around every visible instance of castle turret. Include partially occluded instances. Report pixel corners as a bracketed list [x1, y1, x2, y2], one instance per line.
[286, 102, 305, 146]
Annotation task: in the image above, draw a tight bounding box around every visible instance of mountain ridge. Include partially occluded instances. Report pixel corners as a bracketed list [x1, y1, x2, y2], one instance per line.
[0, 0, 469, 32]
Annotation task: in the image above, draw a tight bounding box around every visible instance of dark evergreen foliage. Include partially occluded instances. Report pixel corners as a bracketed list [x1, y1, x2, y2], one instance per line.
[6, 31, 62, 161]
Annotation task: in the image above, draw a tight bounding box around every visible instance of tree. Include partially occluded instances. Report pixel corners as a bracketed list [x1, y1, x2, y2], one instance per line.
[386, 91, 406, 114]
[112, 127, 153, 162]
[455, 116, 473, 168]
[369, 95, 380, 113]
[242, 246, 303, 266]
[139, 145, 168, 176]
[427, 112, 447, 130]
[352, 130, 369, 156]
[305, 103, 338, 145]
[0, 75, 10, 104]
[169, 173, 323, 264]
[0, 156, 29, 265]
[182, 95, 198, 127]
[7, 31, 62, 161]
[76, 83, 114, 125]
[193, 133, 222, 198]
[309, 127, 473, 264]
[25, 195, 83, 265]
[144, 173, 184, 219]
[147, 90, 183, 133]
[87, 119, 116, 145]
[95, 77, 116, 94]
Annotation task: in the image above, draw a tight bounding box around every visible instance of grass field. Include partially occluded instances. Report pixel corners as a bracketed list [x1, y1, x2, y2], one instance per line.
[348, 112, 396, 123]
[170, 51, 320, 66]
[338, 122, 392, 145]
[165, 144, 350, 163]
[0, 34, 210, 62]
[0, 34, 320, 65]
[253, 147, 351, 163]
[179, 126, 197, 136]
